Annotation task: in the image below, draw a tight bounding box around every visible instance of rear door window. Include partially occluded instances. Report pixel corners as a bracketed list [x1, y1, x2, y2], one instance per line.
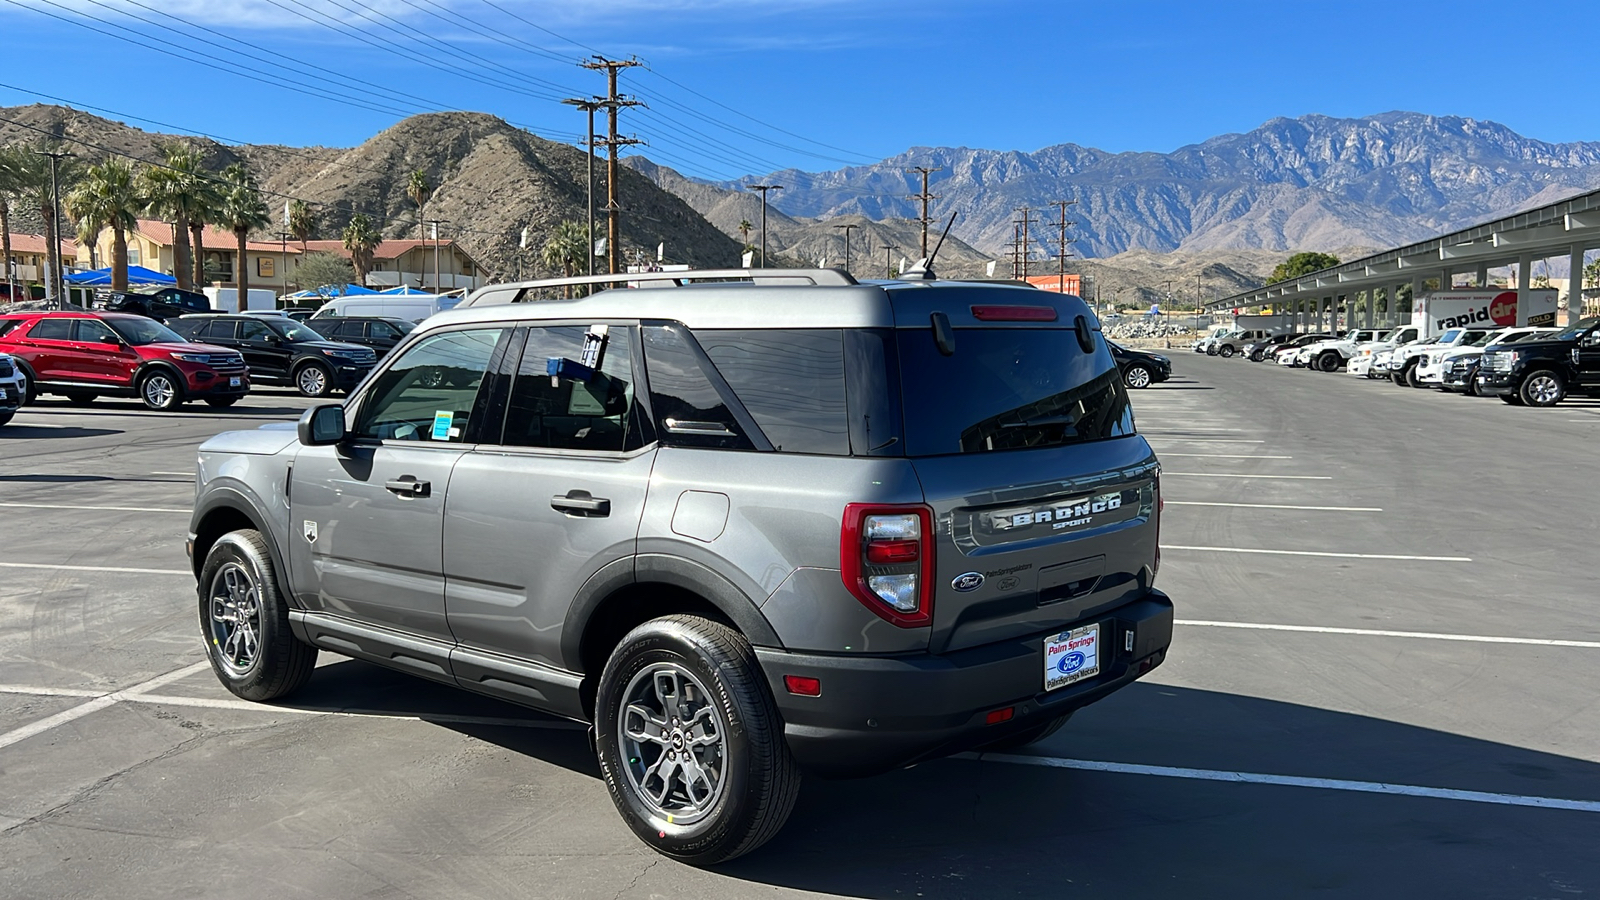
[27, 319, 73, 341]
[496, 325, 643, 453]
[641, 324, 757, 450]
[698, 329, 849, 455]
[894, 327, 1133, 456]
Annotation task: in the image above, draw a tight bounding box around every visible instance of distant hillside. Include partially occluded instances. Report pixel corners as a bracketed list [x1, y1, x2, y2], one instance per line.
[713, 112, 1600, 257]
[0, 105, 742, 276]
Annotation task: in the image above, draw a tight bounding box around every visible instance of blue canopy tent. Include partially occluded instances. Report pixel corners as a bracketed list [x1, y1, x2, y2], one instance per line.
[378, 285, 437, 296]
[66, 265, 177, 286]
[284, 283, 382, 301]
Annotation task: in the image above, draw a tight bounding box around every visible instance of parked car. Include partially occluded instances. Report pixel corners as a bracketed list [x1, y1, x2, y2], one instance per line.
[311, 294, 461, 323]
[1389, 327, 1491, 387]
[305, 315, 416, 358]
[1295, 329, 1390, 372]
[1348, 325, 1424, 379]
[1477, 316, 1600, 406]
[1414, 327, 1558, 388]
[1210, 328, 1277, 358]
[1257, 333, 1331, 364]
[284, 309, 318, 323]
[100, 287, 212, 321]
[0, 349, 24, 425]
[168, 313, 376, 397]
[1440, 355, 1484, 395]
[1109, 341, 1171, 388]
[0, 311, 248, 410]
[187, 270, 1175, 865]
[1244, 333, 1296, 361]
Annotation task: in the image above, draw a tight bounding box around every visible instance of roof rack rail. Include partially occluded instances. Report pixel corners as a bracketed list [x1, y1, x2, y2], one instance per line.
[459, 267, 858, 307]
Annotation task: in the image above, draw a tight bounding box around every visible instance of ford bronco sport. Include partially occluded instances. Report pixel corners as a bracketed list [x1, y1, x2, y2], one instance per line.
[187, 268, 1174, 864]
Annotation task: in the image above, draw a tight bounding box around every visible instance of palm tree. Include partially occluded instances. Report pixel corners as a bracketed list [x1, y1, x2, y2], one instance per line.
[405, 169, 431, 247]
[141, 143, 217, 291]
[218, 163, 270, 301]
[68, 158, 146, 292]
[540, 220, 589, 299]
[288, 199, 317, 249]
[342, 213, 380, 285]
[738, 218, 753, 249]
[0, 146, 25, 301]
[75, 213, 102, 270]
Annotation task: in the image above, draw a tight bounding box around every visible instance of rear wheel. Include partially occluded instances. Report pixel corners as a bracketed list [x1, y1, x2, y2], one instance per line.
[595, 614, 801, 866]
[139, 370, 183, 410]
[65, 391, 98, 405]
[199, 529, 318, 701]
[1519, 370, 1565, 407]
[974, 712, 1073, 753]
[1123, 365, 1152, 389]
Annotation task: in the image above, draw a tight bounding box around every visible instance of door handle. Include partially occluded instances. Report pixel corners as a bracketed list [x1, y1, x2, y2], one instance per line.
[551, 491, 610, 517]
[385, 476, 431, 498]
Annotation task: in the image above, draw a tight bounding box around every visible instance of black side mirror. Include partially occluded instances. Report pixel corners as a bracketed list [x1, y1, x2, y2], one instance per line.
[99, 334, 123, 346]
[298, 403, 347, 446]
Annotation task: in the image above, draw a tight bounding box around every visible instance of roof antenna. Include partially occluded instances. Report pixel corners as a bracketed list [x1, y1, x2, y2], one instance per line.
[900, 212, 957, 281]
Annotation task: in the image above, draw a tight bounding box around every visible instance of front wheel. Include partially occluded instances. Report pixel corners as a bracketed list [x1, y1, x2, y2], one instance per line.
[1520, 370, 1566, 407]
[0, 411, 12, 427]
[139, 370, 184, 410]
[595, 614, 801, 866]
[1316, 353, 1341, 373]
[1124, 365, 1152, 389]
[198, 529, 318, 701]
[1218, 345, 1235, 358]
[294, 362, 334, 397]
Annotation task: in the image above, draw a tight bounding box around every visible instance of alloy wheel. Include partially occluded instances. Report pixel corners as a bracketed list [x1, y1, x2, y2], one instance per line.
[208, 562, 262, 677]
[1527, 375, 1562, 405]
[1125, 366, 1151, 388]
[297, 365, 329, 396]
[143, 373, 176, 409]
[617, 662, 729, 826]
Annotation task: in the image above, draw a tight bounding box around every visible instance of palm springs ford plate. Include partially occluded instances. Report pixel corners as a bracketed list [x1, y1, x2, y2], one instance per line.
[1044, 624, 1101, 691]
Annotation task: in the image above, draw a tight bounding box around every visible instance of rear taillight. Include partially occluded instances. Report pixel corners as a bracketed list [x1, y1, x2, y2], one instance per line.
[841, 503, 934, 628]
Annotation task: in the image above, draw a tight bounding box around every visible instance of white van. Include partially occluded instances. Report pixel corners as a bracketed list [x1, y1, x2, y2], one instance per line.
[311, 295, 462, 323]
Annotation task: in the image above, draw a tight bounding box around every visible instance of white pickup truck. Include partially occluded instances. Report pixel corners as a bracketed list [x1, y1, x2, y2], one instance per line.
[1414, 327, 1561, 390]
[1348, 325, 1423, 378]
[1294, 329, 1391, 372]
[1388, 326, 1494, 387]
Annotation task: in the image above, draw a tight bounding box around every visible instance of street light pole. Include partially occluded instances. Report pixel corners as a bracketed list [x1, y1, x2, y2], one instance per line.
[43, 150, 69, 307]
[747, 184, 782, 268]
[883, 244, 897, 279]
[832, 222, 858, 275]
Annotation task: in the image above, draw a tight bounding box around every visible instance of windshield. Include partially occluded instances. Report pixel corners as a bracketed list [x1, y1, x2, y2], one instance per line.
[1553, 317, 1599, 341]
[392, 320, 417, 334]
[268, 319, 327, 342]
[896, 328, 1133, 456]
[106, 317, 184, 346]
[1438, 329, 1463, 343]
[1465, 332, 1497, 347]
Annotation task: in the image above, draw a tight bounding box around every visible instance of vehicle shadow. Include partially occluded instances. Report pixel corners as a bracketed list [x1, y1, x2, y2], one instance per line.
[0, 425, 121, 439]
[21, 400, 310, 417]
[273, 660, 1600, 898]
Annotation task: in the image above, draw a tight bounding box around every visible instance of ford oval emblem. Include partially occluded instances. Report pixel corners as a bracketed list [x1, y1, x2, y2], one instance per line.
[1056, 651, 1086, 675]
[952, 572, 985, 592]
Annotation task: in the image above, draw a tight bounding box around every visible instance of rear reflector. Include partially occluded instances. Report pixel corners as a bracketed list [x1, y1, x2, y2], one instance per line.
[865, 538, 920, 564]
[985, 707, 1015, 725]
[784, 675, 822, 697]
[971, 304, 1058, 322]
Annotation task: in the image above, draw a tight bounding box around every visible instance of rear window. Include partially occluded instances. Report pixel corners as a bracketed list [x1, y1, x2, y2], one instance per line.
[698, 329, 849, 455]
[895, 328, 1133, 456]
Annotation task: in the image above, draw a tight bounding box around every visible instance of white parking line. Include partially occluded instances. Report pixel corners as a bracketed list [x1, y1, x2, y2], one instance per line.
[151, 471, 195, 477]
[1162, 472, 1332, 480]
[973, 753, 1600, 814]
[1162, 545, 1470, 562]
[1166, 501, 1383, 512]
[0, 562, 190, 575]
[1146, 439, 1265, 444]
[1156, 453, 1292, 459]
[0, 661, 209, 751]
[0, 502, 191, 514]
[1175, 619, 1600, 648]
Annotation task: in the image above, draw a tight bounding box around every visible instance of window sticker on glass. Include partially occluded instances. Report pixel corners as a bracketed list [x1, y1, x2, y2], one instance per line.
[432, 410, 454, 441]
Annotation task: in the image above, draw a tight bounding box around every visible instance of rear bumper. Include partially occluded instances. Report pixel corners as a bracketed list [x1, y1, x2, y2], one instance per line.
[757, 590, 1174, 778]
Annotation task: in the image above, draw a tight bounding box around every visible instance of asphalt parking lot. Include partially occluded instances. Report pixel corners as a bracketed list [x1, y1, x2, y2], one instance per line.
[3, 362, 1599, 900]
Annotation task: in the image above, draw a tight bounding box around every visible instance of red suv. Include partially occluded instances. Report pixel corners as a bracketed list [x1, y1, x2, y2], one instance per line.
[0, 311, 250, 410]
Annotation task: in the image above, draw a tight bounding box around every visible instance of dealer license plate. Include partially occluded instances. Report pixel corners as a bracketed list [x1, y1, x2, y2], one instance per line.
[229, 376, 241, 387]
[0, 388, 7, 400]
[1044, 624, 1101, 691]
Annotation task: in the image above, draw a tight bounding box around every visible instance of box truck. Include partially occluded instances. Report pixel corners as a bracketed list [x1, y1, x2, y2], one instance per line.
[1411, 290, 1558, 339]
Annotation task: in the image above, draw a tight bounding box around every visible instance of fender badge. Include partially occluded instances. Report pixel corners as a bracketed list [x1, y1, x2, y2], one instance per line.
[952, 571, 984, 592]
[303, 520, 318, 544]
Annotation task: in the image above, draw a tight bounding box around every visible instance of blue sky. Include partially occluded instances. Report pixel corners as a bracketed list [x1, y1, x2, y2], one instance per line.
[0, 0, 1593, 181]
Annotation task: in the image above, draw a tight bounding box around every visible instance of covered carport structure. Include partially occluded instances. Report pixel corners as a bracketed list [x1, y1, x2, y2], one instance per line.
[1209, 187, 1600, 332]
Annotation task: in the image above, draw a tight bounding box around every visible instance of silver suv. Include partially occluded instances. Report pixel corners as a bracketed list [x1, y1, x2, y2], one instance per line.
[186, 268, 1174, 864]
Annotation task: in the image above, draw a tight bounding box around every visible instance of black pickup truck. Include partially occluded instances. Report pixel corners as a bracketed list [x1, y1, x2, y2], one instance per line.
[101, 287, 211, 321]
[1477, 316, 1600, 407]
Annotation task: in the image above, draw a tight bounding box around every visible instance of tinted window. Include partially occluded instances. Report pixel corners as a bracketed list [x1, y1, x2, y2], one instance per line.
[641, 325, 754, 450]
[239, 319, 273, 341]
[352, 328, 507, 442]
[202, 319, 235, 340]
[74, 319, 118, 343]
[895, 327, 1133, 456]
[106, 317, 184, 346]
[0, 319, 21, 338]
[497, 326, 640, 452]
[28, 319, 72, 340]
[267, 320, 325, 342]
[699, 329, 848, 455]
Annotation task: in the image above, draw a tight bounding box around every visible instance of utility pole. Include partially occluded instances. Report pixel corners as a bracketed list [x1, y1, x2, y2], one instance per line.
[280, 231, 291, 298]
[883, 244, 897, 279]
[1010, 222, 1022, 281]
[904, 166, 943, 258]
[747, 184, 783, 268]
[429, 220, 442, 292]
[832, 222, 859, 275]
[562, 97, 603, 276]
[582, 56, 643, 275]
[42, 150, 69, 307]
[1013, 206, 1038, 282]
[1048, 199, 1078, 295]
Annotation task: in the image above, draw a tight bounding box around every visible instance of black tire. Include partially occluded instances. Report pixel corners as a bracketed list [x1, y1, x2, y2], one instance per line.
[1316, 352, 1341, 373]
[1218, 345, 1235, 358]
[205, 396, 241, 408]
[1390, 363, 1411, 386]
[198, 529, 317, 701]
[0, 411, 12, 427]
[139, 369, 184, 410]
[1500, 394, 1524, 405]
[294, 361, 334, 397]
[595, 614, 801, 866]
[973, 712, 1073, 753]
[65, 391, 98, 405]
[1519, 370, 1566, 407]
[1123, 365, 1153, 389]
[1405, 364, 1428, 388]
[1465, 378, 1480, 397]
